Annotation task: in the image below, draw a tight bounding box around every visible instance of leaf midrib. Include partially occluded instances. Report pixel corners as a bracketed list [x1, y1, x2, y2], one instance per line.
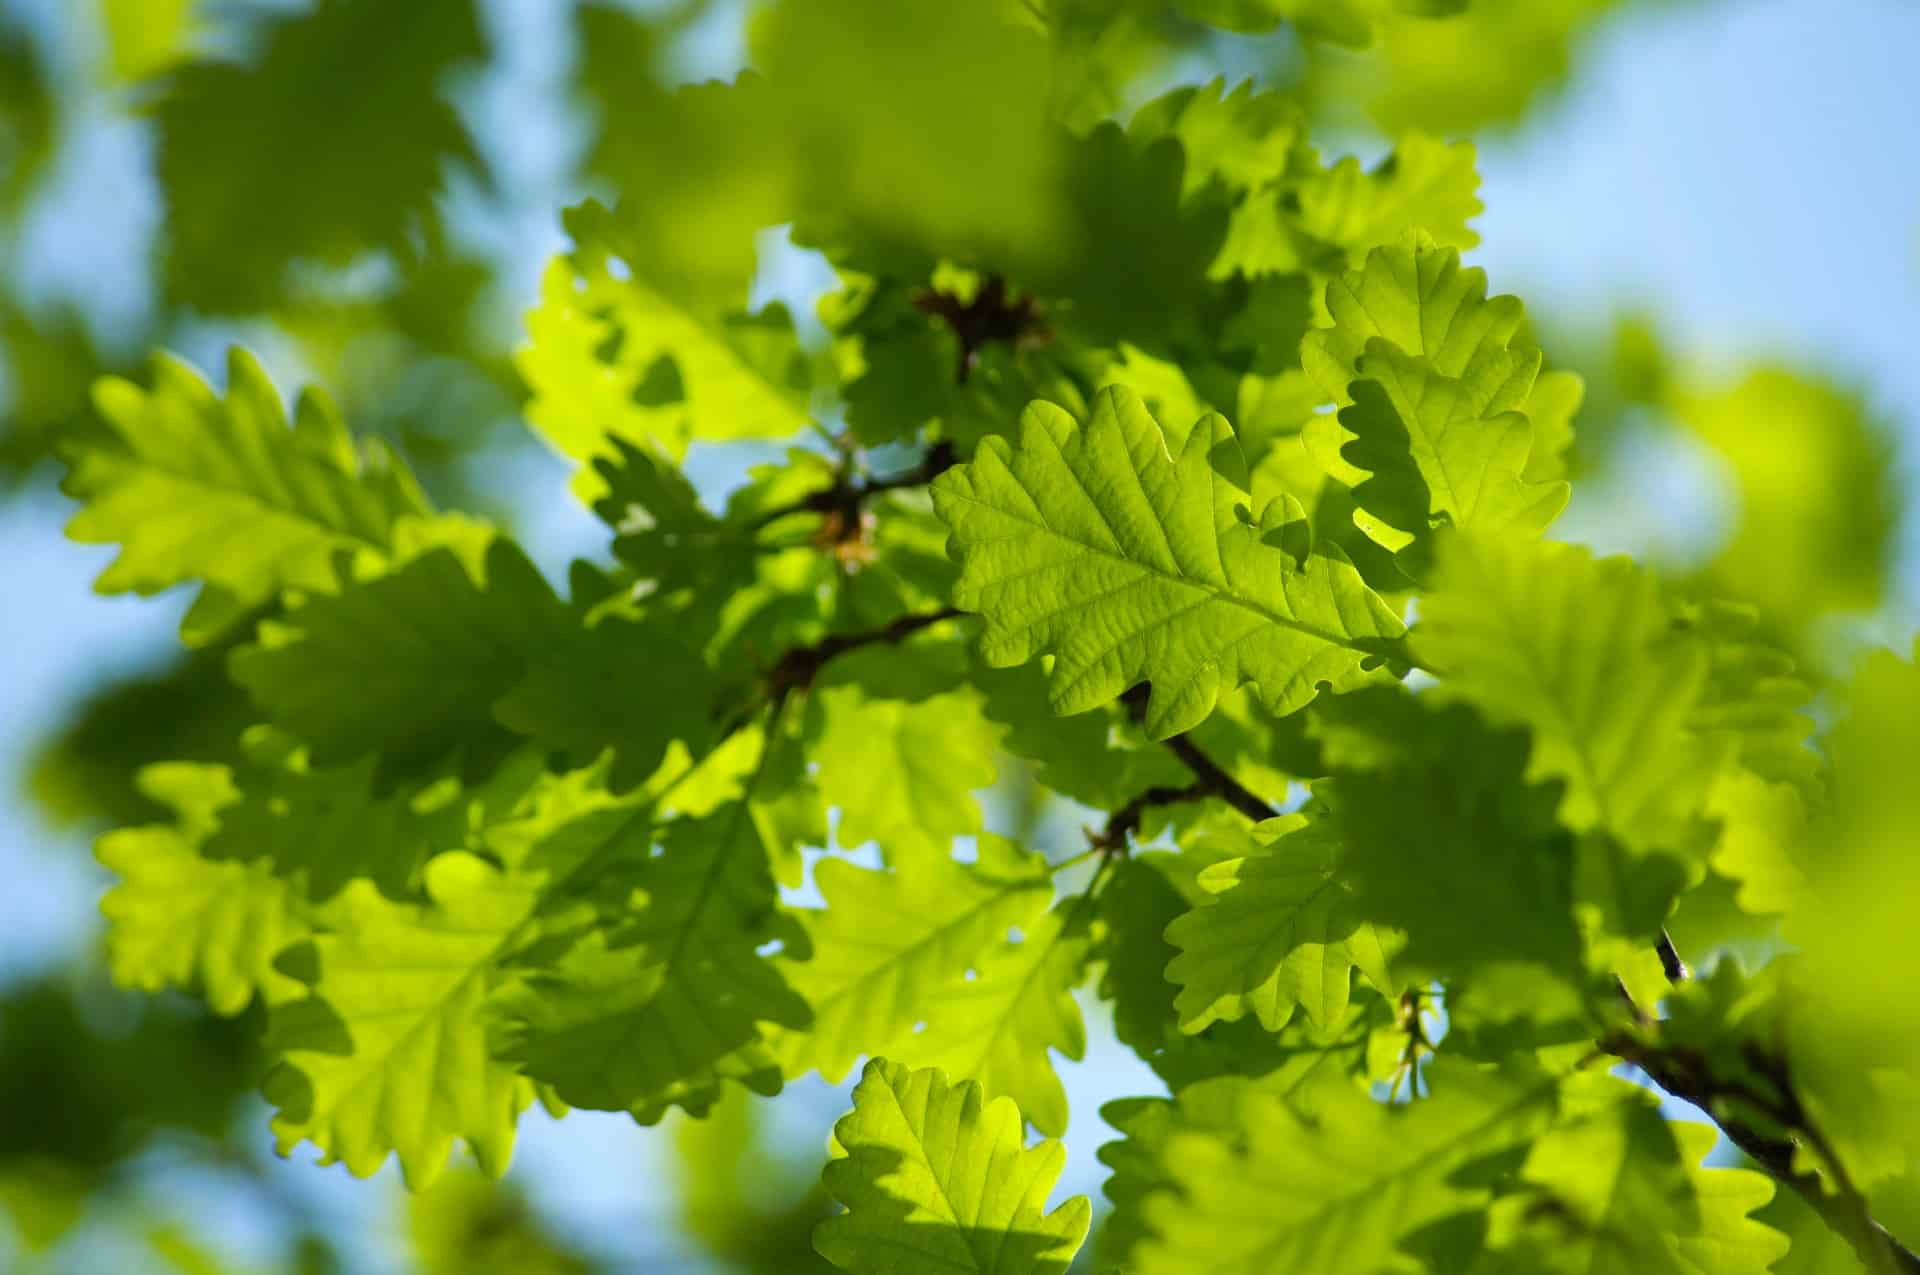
[945, 488, 1381, 657]
[96, 443, 396, 556]
[1245, 1076, 1560, 1260]
[809, 872, 1049, 1037]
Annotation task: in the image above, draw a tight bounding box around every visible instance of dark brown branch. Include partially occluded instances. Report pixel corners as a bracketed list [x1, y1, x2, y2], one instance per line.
[1604, 1026, 1920, 1275]
[1092, 779, 1217, 854]
[750, 441, 958, 533]
[1657, 929, 1690, 983]
[1105, 676, 1910, 1270]
[1118, 684, 1279, 824]
[763, 606, 965, 705]
[912, 275, 1045, 384]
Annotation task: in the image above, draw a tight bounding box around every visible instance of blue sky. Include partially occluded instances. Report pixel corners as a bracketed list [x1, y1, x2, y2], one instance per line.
[2, 0, 1917, 1269]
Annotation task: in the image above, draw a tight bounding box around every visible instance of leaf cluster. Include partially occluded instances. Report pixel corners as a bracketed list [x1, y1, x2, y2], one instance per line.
[29, 3, 1919, 1273]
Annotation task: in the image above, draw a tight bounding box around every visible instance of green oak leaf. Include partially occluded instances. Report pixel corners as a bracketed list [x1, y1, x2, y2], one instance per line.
[1132, 1058, 1560, 1275]
[1477, 1092, 1698, 1275]
[1173, 0, 1393, 46]
[1338, 344, 1568, 568]
[264, 851, 539, 1188]
[1674, 366, 1898, 625]
[152, 0, 481, 311]
[492, 609, 718, 794]
[197, 729, 471, 904]
[519, 200, 813, 480]
[1301, 230, 1540, 413]
[807, 682, 1000, 862]
[1757, 1187, 1869, 1275]
[932, 384, 1405, 740]
[589, 435, 756, 594]
[1291, 133, 1482, 260]
[61, 348, 430, 645]
[488, 795, 811, 1123]
[231, 540, 564, 785]
[1030, 126, 1230, 353]
[1166, 813, 1405, 1033]
[1128, 78, 1304, 200]
[1097, 853, 1215, 1062]
[1479, 1095, 1787, 1275]
[814, 1059, 1090, 1275]
[882, 898, 1091, 1138]
[1415, 531, 1721, 858]
[775, 835, 1054, 1084]
[975, 660, 1191, 812]
[96, 762, 311, 1015]
[1339, 752, 1586, 975]
[234, 527, 716, 797]
[1098, 1027, 1378, 1267]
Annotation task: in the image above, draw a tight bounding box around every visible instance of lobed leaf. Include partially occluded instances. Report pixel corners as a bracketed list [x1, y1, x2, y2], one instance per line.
[1414, 531, 1721, 858]
[776, 836, 1054, 1084]
[1131, 1058, 1560, 1274]
[96, 762, 312, 1015]
[1166, 814, 1404, 1034]
[932, 385, 1405, 739]
[814, 1059, 1090, 1275]
[881, 898, 1091, 1138]
[264, 852, 539, 1188]
[62, 349, 430, 644]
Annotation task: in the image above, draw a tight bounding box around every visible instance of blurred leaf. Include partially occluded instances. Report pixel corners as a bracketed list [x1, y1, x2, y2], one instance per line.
[1479, 1099, 1787, 1275]
[1174, 0, 1446, 47]
[29, 641, 252, 828]
[1415, 531, 1719, 859]
[100, 0, 196, 84]
[1672, 367, 1898, 624]
[1, 300, 121, 482]
[1311, 0, 1634, 134]
[0, 979, 257, 1176]
[1787, 645, 1920, 1171]
[1021, 125, 1229, 353]
[1128, 1058, 1560, 1274]
[0, 20, 54, 211]
[519, 201, 815, 479]
[154, 0, 484, 311]
[674, 1087, 833, 1274]
[409, 1169, 597, 1275]
[760, 0, 1063, 278]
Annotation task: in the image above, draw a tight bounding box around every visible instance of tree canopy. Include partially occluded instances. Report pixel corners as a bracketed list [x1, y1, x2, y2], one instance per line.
[2, 1, 1916, 1272]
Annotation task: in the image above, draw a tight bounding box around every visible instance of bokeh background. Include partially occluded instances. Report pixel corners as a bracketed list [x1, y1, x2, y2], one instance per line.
[2, 0, 1917, 1270]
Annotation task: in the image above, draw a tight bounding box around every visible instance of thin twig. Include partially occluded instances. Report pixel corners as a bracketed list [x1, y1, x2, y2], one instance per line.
[750, 441, 958, 532]
[1657, 929, 1690, 983]
[1118, 684, 1279, 823]
[913, 275, 1046, 384]
[1603, 1022, 1920, 1274]
[1091, 779, 1216, 854]
[763, 606, 966, 705]
[710, 606, 967, 742]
